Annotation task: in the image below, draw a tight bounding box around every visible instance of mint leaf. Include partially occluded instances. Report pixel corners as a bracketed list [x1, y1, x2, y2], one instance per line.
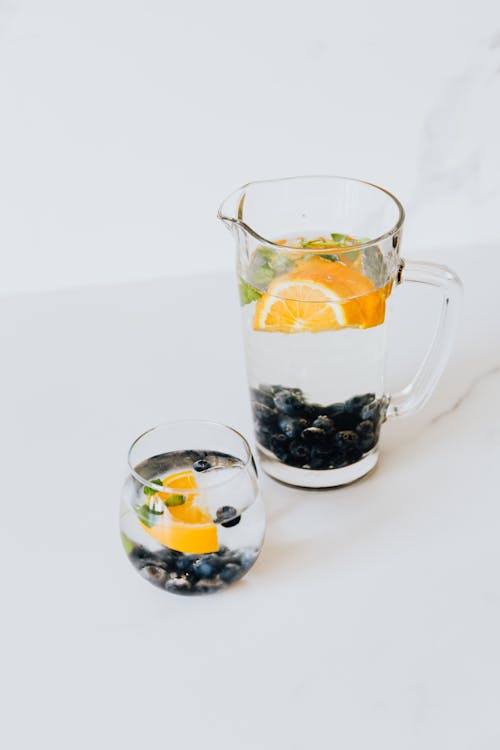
[256, 247, 293, 275]
[270, 254, 293, 275]
[318, 253, 340, 263]
[256, 248, 274, 262]
[134, 503, 163, 528]
[252, 264, 274, 286]
[143, 478, 163, 497]
[331, 233, 347, 244]
[163, 494, 186, 507]
[121, 532, 135, 555]
[342, 249, 359, 262]
[239, 278, 262, 305]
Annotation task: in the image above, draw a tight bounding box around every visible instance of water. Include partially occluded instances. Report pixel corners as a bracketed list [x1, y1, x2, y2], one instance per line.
[240, 233, 392, 487]
[120, 450, 264, 595]
[243, 315, 388, 404]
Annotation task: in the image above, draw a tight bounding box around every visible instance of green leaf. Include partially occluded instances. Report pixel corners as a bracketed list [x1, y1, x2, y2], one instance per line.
[239, 277, 262, 305]
[163, 494, 186, 507]
[252, 264, 275, 286]
[318, 253, 340, 263]
[256, 248, 274, 262]
[143, 478, 163, 497]
[270, 254, 293, 275]
[342, 249, 359, 262]
[331, 233, 347, 244]
[256, 247, 294, 275]
[134, 503, 163, 528]
[120, 532, 135, 555]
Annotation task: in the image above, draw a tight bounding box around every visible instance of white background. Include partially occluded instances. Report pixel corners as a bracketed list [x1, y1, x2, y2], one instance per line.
[0, 0, 499, 296]
[2, 5, 500, 748]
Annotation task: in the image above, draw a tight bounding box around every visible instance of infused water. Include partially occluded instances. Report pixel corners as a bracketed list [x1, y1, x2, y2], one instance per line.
[239, 232, 392, 486]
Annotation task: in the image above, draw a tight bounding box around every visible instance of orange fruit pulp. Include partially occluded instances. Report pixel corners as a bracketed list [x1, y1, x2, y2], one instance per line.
[139, 470, 219, 554]
[253, 257, 390, 333]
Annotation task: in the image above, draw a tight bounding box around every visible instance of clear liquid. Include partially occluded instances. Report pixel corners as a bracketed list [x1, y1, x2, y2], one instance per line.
[120, 450, 264, 595]
[243, 308, 387, 404]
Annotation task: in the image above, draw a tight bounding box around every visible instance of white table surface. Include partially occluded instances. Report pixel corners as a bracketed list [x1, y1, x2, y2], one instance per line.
[2, 243, 499, 749]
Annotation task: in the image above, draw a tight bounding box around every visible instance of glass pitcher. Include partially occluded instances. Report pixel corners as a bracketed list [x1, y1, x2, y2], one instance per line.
[218, 176, 462, 488]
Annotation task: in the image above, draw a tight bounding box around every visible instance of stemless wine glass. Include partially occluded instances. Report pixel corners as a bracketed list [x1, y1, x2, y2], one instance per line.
[219, 176, 462, 488]
[120, 421, 265, 595]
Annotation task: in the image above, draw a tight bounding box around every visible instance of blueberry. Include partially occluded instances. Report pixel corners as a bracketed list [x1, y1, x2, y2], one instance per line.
[335, 430, 360, 449]
[220, 563, 242, 584]
[269, 433, 290, 461]
[251, 387, 275, 409]
[193, 581, 222, 594]
[155, 549, 179, 572]
[309, 447, 330, 469]
[193, 459, 211, 472]
[132, 554, 163, 571]
[139, 564, 168, 586]
[238, 548, 258, 568]
[267, 384, 287, 395]
[312, 415, 334, 432]
[273, 389, 304, 417]
[361, 400, 382, 423]
[255, 428, 272, 450]
[325, 402, 345, 418]
[289, 440, 309, 458]
[301, 427, 327, 446]
[356, 420, 374, 437]
[303, 403, 322, 420]
[330, 410, 358, 430]
[289, 440, 310, 464]
[220, 555, 241, 567]
[360, 432, 378, 453]
[274, 386, 303, 397]
[345, 393, 375, 414]
[345, 448, 363, 464]
[175, 555, 195, 574]
[216, 505, 241, 528]
[329, 449, 347, 468]
[166, 576, 193, 593]
[129, 545, 150, 565]
[335, 430, 362, 463]
[191, 556, 221, 580]
[253, 402, 279, 434]
[309, 457, 330, 470]
[278, 415, 307, 439]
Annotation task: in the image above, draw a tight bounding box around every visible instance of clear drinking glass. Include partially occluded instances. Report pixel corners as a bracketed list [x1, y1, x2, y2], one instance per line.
[219, 176, 462, 488]
[120, 421, 264, 595]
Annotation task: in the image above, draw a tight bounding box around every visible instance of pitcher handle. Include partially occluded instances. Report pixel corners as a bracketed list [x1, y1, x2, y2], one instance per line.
[386, 259, 463, 419]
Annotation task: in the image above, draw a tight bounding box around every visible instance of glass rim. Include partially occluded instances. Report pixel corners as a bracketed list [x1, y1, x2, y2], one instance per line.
[218, 174, 405, 252]
[127, 419, 254, 495]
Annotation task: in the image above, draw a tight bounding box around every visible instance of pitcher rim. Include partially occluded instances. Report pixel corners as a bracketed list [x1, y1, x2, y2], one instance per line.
[217, 174, 405, 252]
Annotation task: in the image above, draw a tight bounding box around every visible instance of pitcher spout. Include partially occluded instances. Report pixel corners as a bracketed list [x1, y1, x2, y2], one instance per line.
[217, 186, 247, 232]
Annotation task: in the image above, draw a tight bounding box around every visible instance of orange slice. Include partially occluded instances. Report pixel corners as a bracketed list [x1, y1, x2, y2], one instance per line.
[139, 470, 219, 554]
[253, 257, 387, 333]
[156, 469, 197, 513]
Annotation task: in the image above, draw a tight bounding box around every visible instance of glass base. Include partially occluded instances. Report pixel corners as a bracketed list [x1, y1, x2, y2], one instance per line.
[258, 447, 379, 488]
